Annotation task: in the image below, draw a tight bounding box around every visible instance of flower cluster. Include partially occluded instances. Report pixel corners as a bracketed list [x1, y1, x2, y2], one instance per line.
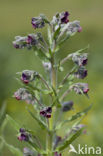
[18, 128, 30, 142]
[40, 107, 52, 118]
[13, 33, 44, 50]
[71, 53, 88, 66]
[51, 11, 70, 25]
[72, 83, 89, 94]
[14, 88, 35, 104]
[21, 70, 38, 84]
[10, 11, 91, 156]
[31, 14, 49, 29]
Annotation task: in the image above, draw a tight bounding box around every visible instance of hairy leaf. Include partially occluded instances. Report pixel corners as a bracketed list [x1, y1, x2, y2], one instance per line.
[0, 137, 22, 156]
[27, 109, 48, 131]
[56, 104, 92, 130]
[57, 128, 84, 151]
[6, 114, 21, 132]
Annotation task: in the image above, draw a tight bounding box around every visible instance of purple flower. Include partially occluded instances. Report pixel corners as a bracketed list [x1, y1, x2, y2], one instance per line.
[62, 101, 74, 112]
[31, 16, 45, 29]
[74, 67, 88, 79]
[26, 34, 38, 45]
[13, 34, 41, 50]
[61, 11, 70, 24]
[21, 70, 37, 84]
[21, 73, 29, 84]
[18, 129, 29, 142]
[20, 128, 25, 133]
[13, 36, 27, 49]
[78, 26, 82, 32]
[40, 107, 52, 118]
[72, 83, 89, 94]
[71, 53, 88, 66]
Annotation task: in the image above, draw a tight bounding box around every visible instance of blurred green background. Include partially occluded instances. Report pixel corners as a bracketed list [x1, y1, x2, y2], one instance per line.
[0, 0, 103, 155]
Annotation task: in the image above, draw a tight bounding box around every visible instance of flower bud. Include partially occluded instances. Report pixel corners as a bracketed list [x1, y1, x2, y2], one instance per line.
[61, 20, 82, 35]
[74, 67, 87, 79]
[42, 62, 51, 71]
[72, 83, 89, 94]
[62, 101, 74, 112]
[72, 53, 88, 66]
[18, 128, 30, 142]
[26, 34, 38, 45]
[21, 70, 38, 84]
[60, 11, 70, 24]
[14, 88, 35, 104]
[78, 26, 82, 32]
[13, 36, 28, 49]
[31, 15, 45, 29]
[51, 11, 69, 26]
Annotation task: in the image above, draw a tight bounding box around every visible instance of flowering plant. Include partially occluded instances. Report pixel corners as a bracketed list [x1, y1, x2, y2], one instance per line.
[2, 11, 91, 156]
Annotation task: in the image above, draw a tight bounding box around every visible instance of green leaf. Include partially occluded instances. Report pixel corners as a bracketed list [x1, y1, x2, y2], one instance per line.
[27, 109, 48, 131]
[6, 114, 21, 132]
[0, 102, 6, 126]
[56, 104, 92, 130]
[0, 141, 4, 155]
[28, 141, 41, 153]
[69, 45, 89, 57]
[57, 128, 84, 151]
[53, 27, 61, 40]
[0, 137, 22, 156]
[58, 34, 70, 46]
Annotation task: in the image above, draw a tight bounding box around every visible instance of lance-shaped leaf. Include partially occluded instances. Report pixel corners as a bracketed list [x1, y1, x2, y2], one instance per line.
[56, 104, 92, 130]
[27, 109, 48, 131]
[57, 127, 84, 152]
[0, 137, 22, 156]
[53, 27, 61, 40]
[6, 114, 21, 132]
[0, 141, 4, 156]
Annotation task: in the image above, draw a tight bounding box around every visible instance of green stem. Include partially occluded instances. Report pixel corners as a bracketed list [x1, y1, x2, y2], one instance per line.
[46, 54, 56, 156]
[51, 56, 56, 89]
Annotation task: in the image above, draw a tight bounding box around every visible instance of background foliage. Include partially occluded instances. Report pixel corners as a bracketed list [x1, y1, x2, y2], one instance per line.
[0, 0, 103, 155]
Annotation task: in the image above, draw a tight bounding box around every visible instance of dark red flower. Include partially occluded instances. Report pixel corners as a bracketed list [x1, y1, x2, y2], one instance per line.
[61, 11, 70, 24]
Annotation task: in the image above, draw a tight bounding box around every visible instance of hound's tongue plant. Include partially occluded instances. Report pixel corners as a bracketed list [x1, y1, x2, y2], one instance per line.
[4, 11, 91, 156]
